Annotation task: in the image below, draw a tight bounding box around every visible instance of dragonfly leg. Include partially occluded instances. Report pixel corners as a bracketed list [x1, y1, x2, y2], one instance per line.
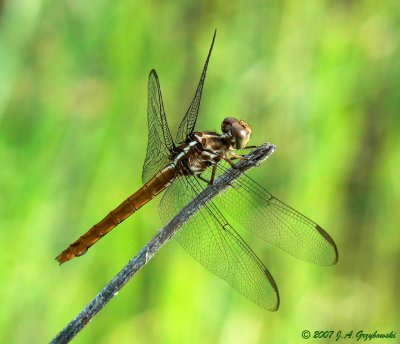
[197, 165, 217, 185]
[229, 146, 257, 160]
[227, 149, 256, 162]
[230, 152, 247, 160]
[222, 155, 237, 168]
[210, 164, 217, 184]
[197, 174, 212, 184]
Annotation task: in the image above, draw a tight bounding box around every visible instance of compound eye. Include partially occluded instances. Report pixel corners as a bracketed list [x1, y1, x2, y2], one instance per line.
[231, 122, 251, 149]
[221, 117, 239, 133]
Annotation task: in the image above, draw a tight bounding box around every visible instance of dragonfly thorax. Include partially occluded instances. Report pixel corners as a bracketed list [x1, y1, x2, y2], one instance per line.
[173, 117, 252, 177]
[173, 132, 224, 176]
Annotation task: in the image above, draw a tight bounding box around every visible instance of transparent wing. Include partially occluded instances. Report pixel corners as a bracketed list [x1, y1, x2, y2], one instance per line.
[142, 69, 175, 183]
[159, 174, 280, 311]
[175, 30, 216, 144]
[214, 164, 338, 265]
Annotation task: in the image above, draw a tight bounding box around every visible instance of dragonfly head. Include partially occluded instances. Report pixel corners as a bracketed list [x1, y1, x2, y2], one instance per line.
[221, 117, 252, 150]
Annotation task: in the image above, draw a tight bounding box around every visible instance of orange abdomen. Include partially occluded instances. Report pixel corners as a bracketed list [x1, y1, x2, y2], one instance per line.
[56, 165, 176, 264]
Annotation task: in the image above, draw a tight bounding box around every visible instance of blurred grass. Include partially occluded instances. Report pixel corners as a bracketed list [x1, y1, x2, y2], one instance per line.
[1, 0, 400, 343]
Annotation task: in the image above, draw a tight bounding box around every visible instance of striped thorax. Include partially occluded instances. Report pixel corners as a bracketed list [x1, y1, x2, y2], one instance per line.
[172, 117, 252, 176]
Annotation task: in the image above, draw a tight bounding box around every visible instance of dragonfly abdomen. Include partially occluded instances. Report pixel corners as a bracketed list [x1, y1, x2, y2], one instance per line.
[55, 165, 177, 264]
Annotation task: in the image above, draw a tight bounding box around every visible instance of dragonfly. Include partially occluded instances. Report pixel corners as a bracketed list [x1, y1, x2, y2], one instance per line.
[56, 31, 338, 310]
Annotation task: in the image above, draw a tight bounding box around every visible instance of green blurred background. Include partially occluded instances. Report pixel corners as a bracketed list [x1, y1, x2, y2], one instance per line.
[1, 0, 399, 343]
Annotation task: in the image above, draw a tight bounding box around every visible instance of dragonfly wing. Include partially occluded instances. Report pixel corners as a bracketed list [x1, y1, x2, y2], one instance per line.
[214, 164, 338, 266]
[175, 30, 216, 144]
[142, 70, 175, 183]
[159, 175, 279, 310]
